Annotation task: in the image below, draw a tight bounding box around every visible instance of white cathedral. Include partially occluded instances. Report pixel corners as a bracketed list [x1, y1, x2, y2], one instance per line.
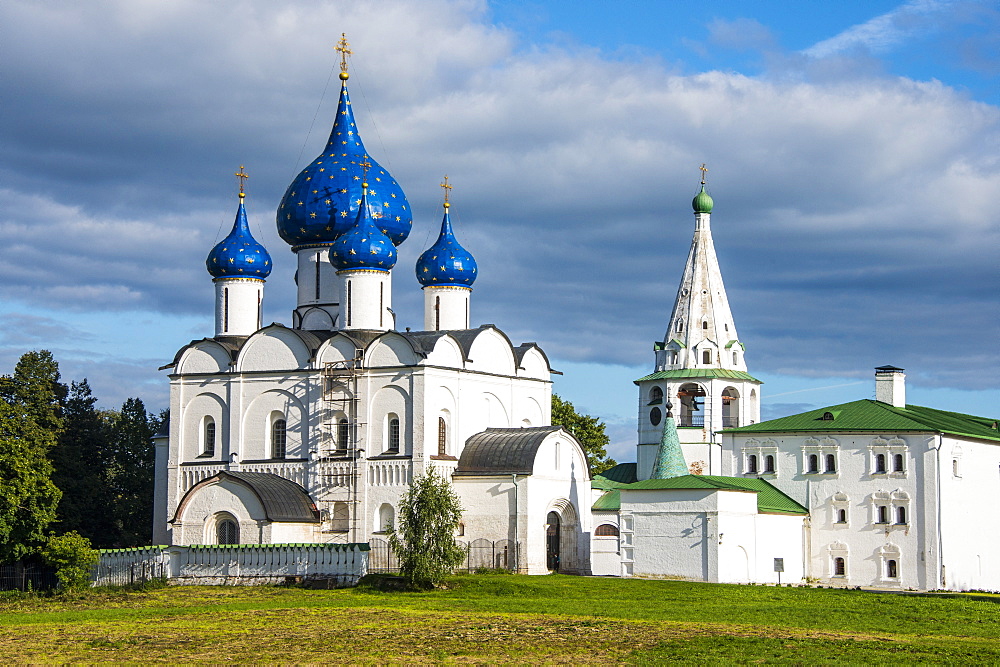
[153, 43, 1000, 590]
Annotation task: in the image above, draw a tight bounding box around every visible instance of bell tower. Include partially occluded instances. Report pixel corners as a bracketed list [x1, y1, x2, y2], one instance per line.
[635, 166, 761, 479]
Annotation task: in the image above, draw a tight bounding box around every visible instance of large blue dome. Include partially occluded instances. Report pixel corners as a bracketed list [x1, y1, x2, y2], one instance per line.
[276, 80, 412, 248]
[329, 189, 397, 272]
[416, 206, 477, 288]
[207, 197, 272, 279]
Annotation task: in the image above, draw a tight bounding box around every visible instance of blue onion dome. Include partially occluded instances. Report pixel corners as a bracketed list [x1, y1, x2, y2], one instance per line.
[207, 193, 272, 279]
[328, 184, 397, 272]
[692, 183, 714, 213]
[276, 76, 412, 248]
[416, 202, 478, 287]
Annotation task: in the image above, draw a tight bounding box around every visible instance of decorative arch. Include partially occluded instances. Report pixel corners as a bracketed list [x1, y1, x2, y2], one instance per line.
[241, 389, 307, 461]
[237, 325, 316, 372]
[183, 392, 227, 460]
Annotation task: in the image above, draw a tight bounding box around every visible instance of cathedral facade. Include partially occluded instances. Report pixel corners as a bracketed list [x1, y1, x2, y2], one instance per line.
[152, 45, 593, 575]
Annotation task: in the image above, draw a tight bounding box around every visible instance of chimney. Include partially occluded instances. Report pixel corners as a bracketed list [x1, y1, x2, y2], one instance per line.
[875, 366, 906, 408]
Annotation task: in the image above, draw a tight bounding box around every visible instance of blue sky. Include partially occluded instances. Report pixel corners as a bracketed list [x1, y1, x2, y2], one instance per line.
[0, 0, 997, 462]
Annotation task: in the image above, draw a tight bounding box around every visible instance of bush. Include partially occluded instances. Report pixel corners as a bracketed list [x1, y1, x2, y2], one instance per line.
[41, 531, 99, 592]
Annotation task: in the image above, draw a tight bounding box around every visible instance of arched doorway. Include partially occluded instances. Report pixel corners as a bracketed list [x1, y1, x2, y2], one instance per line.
[546, 511, 560, 571]
[722, 387, 740, 428]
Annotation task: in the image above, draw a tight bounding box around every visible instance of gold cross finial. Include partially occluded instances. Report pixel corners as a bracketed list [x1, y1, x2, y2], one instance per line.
[235, 165, 249, 198]
[699, 163, 708, 186]
[359, 155, 371, 189]
[336, 34, 352, 80]
[440, 175, 452, 208]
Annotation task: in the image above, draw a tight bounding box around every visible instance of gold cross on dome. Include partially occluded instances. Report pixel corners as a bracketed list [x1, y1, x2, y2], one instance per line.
[336, 34, 352, 74]
[440, 175, 452, 206]
[699, 163, 708, 185]
[235, 166, 249, 197]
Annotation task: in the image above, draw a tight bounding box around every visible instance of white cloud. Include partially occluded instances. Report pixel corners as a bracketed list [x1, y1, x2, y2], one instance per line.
[803, 0, 951, 58]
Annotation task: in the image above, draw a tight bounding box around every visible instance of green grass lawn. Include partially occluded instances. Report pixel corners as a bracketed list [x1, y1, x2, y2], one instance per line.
[2, 575, 999, 663]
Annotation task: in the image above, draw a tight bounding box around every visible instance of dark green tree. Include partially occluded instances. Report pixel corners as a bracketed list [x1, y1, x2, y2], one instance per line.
[106, 397, 156, 547]
[0, 351, 65, 562]
[387, 467, 466, 589]
[41, 530, 99, 591]
[551, 394, 617, 475]
[51, 380, 114, 544]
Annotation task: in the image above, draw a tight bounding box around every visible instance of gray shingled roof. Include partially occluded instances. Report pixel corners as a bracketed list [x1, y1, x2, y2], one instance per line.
[173, 471, 320, 523]
[455, 426, 562, 476]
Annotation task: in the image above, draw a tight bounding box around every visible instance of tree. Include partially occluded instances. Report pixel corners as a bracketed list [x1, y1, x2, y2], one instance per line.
[105, 398, 156, 547]
[387, 467, 466, 589]
[41, 531, 99, 592]
[51, 380, 113, 544]
[551, 394, 617, 475]
[0, 351, 65, 562]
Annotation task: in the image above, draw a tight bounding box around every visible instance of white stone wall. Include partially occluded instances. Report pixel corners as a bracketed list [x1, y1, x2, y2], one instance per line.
[338, 269, 393, 330]
[423, 286, 470, 331]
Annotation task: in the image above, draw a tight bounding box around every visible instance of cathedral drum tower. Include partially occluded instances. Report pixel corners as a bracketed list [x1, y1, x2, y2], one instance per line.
[635, 167, 761, 478]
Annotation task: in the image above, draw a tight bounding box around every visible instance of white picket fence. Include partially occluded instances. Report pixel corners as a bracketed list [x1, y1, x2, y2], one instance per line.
[93, 543, 369, 587]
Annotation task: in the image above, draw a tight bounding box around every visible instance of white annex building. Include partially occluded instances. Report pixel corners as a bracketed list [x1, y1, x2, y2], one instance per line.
[152, 42, 593, 575]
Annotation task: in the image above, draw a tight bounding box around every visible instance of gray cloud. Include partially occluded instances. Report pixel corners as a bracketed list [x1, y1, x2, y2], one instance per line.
[0, 0, 997, 413]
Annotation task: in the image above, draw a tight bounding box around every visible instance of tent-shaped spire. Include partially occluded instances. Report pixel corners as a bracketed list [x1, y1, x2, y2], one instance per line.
[651, 402, 688, 479]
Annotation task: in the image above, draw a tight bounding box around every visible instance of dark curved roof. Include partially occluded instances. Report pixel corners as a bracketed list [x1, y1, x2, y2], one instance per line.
[455, 426, 563, 476]
[513, 342, 554, 373]
[172, 471, 320, 523]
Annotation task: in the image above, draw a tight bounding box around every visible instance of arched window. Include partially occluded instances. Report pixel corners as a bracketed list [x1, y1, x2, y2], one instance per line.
[808, 454, 819, 473]
[825, 453, 837, 473]
[886, 559, 898, 578]
[702, 349, 712, 364]
[438, 416, 447, 456]
[733, 351, 738, 364]
[702, 321, 708, 330]
[337, 418, 350, 451]
[595, 524, 620, 537]
[271, 418, 287, 459]
[677, 383, 706, 427]
[386, 415, 400, 453]
[875, 453, 886, 473]
[456, 522, 465, 537]
[893, 453, 904, 473]
[677, 320, 683, 333]
[764, 454, 775, 473]
[896, 506, 907, 525]
[331, 502, 349, 532]
[217, 518, 239, 545]
[747, 454, 758, 474]
[877, 505, 889, 524]
[834, 557, 846, 576]
[377, 503, 394, 533]
[203, 418, 216, 457]
[837, 509, 847, 524]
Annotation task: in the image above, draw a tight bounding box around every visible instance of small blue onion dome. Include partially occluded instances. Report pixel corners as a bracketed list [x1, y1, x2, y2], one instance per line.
[329, 186, 397, 272]
[207, 195, 272, 279]
[276, 79, 412, 248]
[416, 204, 478, 287]
[693, 183, 714, 213]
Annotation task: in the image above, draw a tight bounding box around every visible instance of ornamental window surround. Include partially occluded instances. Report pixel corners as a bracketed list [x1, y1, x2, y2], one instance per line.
[802, 437, 839, 476]
[831, 492, 850, 527]
[827, 541, 849, 578]
[869, 437, 908, 477]
[879, 544, 902, 582]
[741, 438, 778, 476]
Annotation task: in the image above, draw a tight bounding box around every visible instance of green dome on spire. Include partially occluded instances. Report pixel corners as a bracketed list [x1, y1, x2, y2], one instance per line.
[692, 184, 714, 213]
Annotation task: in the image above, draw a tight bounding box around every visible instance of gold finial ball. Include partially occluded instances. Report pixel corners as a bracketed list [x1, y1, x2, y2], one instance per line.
[362, 182, 368, 188]
[238, 192, 245, 199]
[443, 202, 450, 208]
[339, 71, 350, 81]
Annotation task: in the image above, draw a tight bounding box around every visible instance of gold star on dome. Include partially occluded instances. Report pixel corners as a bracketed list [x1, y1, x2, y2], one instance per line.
[349, 249, 356, 255]
[310, 213, 317, 218]
[340, 211, 348, 217]
[324, 199, 331, 205]
[370, 248, 378, 255]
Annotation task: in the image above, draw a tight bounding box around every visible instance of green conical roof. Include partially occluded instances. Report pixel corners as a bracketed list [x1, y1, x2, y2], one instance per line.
[651, 406, 688, 479]
[692, 184, 714, 213]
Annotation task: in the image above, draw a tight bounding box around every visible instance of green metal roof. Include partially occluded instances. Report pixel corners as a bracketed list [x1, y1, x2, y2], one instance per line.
[593, 463, 638, 488]
[592, 489, 621, 511]
[725, 399, 1000, 443]
[625, 475, 808, 515]
[634, 369, 761, 384]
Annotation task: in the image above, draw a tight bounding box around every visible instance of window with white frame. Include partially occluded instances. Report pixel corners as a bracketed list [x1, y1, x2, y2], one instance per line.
[870, 436, 907, 477]
[271, 415, 287, 459]
[385, 413, 400, 454]
[803, 437, 839, 476]
[202, 417, 216, 457]
[742, 438, 778, 476]
[891, 490, 910, 526]
[831, 492, 850, 526]
[872, 490, 891, 525]
[828, 542, 849, 578]
[879, 544, 901, 582]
